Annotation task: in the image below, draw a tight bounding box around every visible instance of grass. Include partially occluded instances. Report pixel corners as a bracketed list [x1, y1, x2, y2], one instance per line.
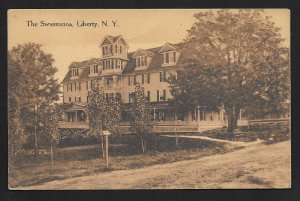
[197, 123, 290, 144]
[9, 123, 290, 188]
[9, 136, 237, 188]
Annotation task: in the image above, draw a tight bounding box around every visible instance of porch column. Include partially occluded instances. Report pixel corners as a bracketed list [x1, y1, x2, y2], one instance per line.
[75, 111, 78, 122]
[239, 109, 242, 120]
[187, 111, 192, 122]
[197, 109, 200, 122]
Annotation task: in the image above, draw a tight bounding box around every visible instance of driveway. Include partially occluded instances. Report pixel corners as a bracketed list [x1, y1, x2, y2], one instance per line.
[17, 140, 291, 189]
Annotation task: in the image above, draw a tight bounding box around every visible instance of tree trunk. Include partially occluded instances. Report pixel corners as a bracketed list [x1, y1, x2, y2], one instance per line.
[141, 135, 145, 154]
[50, 145, 54, 173]
[101, 135, 104, 159]
[226, 105, 240, 133]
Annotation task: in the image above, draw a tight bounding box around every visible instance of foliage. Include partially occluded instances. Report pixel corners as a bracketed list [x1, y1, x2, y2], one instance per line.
[8, 43, 61, 161]
[169, 10, 290, 132]
[128, 84, 157, 153]
[38, 103, 63, 146]
[85, 80, 122, 136]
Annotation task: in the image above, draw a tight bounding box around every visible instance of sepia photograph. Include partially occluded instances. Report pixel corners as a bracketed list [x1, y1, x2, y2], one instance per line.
[7, 9, 291, 190]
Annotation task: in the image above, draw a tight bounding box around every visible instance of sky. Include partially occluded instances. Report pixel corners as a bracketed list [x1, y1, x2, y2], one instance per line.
[8, 9, 290, 82]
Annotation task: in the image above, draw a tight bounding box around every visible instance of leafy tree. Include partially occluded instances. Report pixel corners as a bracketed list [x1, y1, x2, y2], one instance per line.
[86, 80, 122, 157]
[128, 84, 157, 153]
[39, 103, 63, 171]
[8, 43, 61, 154]
[169, 10, 290, 133]
[8, 55, 27, 164]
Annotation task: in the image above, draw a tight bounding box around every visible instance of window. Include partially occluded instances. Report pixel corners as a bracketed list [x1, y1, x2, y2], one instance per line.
[77, 82, 81, 91]
[157, 90, 166, 102]
[128, 76, 132, 86]
[134, 75, 137, 85]
[135, 56, 147, 67]
[117, 59, 121, 68]
[94, 65, 98, 73]
[66, 84, 69, 92]
[88, 66, 91, 74]
[109, 45, 113, 54]
[102, 46, 106, 55]
[141, 57, 144, 66]
[173, 52, 176, 62]
[129, 93, 131, 103]
[162, 51, 177, 64]
[115, 45, 118, 53]
[75, 97, 77, 102]
[120, 46, 122, 54]
[86, 81, 88, 90]
[70, 83, 73, 92]
[147, 91, 150, 102]
[105, 77, 113, 87]
[68, 113, 73, 122]
[78, 97, 81, 102]
[71, 68, 79, 77]
[147, 73, 150, 84]
[87, 96, 89, 103]
[166, 53, 169, 63]
[142, 74, 144, 84]
[69, 97, 71, 102]
[160, 71, 167, 82]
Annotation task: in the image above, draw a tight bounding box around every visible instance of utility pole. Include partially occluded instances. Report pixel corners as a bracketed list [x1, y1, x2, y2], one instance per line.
[175, 112, 179, 148]
[102, 130, 110, 167]
[34, 102, 38, 157]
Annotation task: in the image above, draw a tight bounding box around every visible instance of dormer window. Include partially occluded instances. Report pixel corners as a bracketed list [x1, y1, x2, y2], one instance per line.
[162, 51, 176, 64]
[93, 65, 98, 74]
[135, 56, 147, 67]
[71, 68, 79, 77]
[102, 45, 113, 56]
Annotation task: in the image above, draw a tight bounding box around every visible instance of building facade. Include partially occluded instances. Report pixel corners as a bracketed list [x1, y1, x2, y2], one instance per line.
[60, 35, 247, 133]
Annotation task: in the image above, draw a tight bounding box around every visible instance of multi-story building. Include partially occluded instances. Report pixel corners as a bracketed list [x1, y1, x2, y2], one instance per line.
[60, 35, 247, 132]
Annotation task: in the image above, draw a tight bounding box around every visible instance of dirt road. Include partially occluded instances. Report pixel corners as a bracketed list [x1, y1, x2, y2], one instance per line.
[18, 140, 291, 189]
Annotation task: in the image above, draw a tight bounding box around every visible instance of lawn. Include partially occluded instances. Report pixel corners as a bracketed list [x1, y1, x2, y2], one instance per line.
[8, 123, 290, 189]
[9, 136, 237, 188]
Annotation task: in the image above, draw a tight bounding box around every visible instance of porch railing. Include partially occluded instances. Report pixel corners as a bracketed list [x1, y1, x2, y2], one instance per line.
[59, 121, 89, 129]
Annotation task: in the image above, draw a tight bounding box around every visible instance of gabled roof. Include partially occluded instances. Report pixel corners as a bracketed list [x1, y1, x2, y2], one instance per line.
[63, 42, 186, 83]
[158, 42, 178, 53]
[132, 49, 154, 58]
[122, 42, 186, 75]
[68, 60, 90, 69]
[99, 35, 128, 47]
[87, 58, 102, 65]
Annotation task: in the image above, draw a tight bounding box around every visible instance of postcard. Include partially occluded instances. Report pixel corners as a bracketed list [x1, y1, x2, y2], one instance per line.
[7, 9, 290, 189]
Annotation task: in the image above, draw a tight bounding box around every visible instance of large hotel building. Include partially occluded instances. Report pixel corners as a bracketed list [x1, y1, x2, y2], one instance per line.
[60, 35, 246, 132]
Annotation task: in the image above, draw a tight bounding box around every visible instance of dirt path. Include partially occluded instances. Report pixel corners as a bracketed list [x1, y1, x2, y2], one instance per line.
[17, 140, 291, 189]
[161, 134, 259, 146]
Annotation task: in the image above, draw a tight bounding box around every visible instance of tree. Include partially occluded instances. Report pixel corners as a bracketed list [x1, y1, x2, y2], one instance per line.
[8, 55, 27, 165]
[169, 9, 290, 133]
[128, 84, 157, 153]
[86, 80, 122, 158]
[39, 103, 63, 171]
[8, 43, 61, 155]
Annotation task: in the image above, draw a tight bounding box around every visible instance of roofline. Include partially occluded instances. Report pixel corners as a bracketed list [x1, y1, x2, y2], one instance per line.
[158, 42, 178, 53]
[132, 48, 153, 58]
[98, 35, 114, 48]
[114, 35, 129, 47]
[98, 35, 129, 48]
[86, 58, 101, 65]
